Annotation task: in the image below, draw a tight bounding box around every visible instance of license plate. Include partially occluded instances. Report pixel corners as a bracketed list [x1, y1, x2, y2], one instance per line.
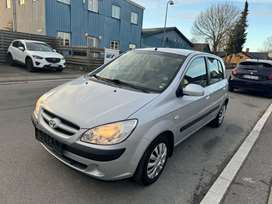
[36, 130, 63, 155]
[243, 75, 259, 80]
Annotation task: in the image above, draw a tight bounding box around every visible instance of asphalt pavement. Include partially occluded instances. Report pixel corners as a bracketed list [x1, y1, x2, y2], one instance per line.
[0, 79, 271, 204]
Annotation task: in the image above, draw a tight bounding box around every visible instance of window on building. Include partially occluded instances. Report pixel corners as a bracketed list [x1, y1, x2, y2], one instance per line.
[87, 36, 99, 48]
[182, 57, 208, 88]
[207, 57, 224, 84]
[57, 32, 71, 47]
[110, 40, 120, 50]
[6, 0, 11, 8]
[19, 0, 25, 5]
[112, 5, 121, 19]
[88, 0, 98, 12]
[129, 43, 136, 50]
[131, 12, 138, 24]
[57, 0, 71, 5]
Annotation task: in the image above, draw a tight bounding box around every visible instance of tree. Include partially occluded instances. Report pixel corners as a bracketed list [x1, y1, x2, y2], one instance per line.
[226, 0, 249, 54]
[192, 2, 239, 53]
[263, 36, 272, 52]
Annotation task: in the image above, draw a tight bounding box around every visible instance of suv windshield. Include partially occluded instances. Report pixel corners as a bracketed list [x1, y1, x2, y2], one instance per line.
[239, 61, 272, 69]
[92, 50, 186, 93]
[26, 42, 53, 52]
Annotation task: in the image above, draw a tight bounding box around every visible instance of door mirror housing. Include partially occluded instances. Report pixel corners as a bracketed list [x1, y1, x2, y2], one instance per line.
[18, 46, 25, 52]
[183, 84, 205, 97]
[53, 49, 57, 52]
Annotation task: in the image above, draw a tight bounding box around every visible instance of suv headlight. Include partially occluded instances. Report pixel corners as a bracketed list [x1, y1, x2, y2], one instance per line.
[81, 120, 138, 145]
[33, 55, 43, 60]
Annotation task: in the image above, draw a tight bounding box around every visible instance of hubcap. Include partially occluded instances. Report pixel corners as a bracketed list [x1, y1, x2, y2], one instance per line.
[218, 105, 226, 124]
[147, 143, 168, 179]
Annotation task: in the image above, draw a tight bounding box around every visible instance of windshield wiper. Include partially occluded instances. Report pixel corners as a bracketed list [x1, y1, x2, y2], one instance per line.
[91, 75, 150, 93]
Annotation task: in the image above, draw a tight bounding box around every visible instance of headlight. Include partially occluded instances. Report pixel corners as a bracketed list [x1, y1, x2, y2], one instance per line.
[34, 96, 44, 116]
[81, 120, 138, 145]
[33, 55, 43, 60]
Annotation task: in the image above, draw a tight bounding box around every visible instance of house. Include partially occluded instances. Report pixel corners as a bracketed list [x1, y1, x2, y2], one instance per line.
[0, 0, 144, 51]
[224, 51, 272, 66]
[192, 43, 211, 53]
[141, 27, 193, 49]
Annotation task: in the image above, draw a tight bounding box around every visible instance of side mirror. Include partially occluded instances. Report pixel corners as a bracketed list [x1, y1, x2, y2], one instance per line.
[53, 49, 57, 52]
[183, 84, 205, 97]
[18, 47, 25, 52]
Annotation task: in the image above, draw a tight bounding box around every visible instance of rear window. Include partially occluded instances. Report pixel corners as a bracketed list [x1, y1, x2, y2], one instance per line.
[239, 62, 272, 69]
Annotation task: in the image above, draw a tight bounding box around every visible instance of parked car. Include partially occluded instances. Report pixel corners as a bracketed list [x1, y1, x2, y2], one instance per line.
[7, 40, 65, 72]
[31, 48, 229, 185]
[229, 59, 272, 97]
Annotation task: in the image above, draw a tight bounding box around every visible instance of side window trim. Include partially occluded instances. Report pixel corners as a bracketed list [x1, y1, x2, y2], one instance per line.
[206, 56, 224, 85]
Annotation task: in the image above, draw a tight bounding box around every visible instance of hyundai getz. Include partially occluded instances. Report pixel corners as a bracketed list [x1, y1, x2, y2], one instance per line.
[32, 48, 229, 185]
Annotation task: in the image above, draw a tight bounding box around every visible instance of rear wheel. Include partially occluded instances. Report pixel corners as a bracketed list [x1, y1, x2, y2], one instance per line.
[209, 105, 226, 128]
[7, 53, 14, 65]
[134, 135, 169, 186]
[26, 58, 35, 72]
[56, 67, 63, 72]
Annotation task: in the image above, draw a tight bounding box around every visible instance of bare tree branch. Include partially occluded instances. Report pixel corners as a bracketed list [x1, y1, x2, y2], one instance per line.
[192, 2, 239, 53]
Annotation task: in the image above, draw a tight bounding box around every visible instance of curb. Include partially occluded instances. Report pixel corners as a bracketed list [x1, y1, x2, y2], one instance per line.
[200, 103, 272, 204]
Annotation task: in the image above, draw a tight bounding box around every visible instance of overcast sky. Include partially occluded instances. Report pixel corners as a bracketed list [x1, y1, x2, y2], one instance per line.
[133, 0, 272, 51]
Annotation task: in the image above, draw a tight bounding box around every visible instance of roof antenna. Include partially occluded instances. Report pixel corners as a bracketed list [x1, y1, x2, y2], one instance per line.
[155, 48, 158, 51]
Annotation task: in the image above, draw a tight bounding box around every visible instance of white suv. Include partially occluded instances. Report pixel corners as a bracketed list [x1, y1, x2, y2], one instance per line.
[7, 40, 66, 72]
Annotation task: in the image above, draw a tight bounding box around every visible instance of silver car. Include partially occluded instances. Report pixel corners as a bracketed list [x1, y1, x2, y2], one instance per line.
[32, 48, 229, 185]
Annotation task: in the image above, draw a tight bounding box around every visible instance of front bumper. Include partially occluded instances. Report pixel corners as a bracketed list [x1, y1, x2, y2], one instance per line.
[33, 59, 66, 69]
[31, 114, 137, 181]
[229, 78, 272, 93]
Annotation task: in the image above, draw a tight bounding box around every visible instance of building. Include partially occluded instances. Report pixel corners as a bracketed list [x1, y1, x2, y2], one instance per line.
[224, 51, 272, 66]
[141, 27, 193, 49]
[192, 43, 211, 53]
[0, 0, 144, 51]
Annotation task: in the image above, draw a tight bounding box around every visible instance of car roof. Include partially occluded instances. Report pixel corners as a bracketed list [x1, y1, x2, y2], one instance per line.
[13, 39, 47, 44]
[241, 59, 272, 65]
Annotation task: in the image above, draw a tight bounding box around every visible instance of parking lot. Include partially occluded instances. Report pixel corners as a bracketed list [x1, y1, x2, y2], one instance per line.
[0, 65, 271, 204]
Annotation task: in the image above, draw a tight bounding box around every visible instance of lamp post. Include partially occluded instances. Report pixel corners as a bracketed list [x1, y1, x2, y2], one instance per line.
[12, 0, 17, 32]
[162, 0, 174, 47]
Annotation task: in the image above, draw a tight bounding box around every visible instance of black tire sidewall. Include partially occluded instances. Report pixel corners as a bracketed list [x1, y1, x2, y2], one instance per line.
[138, 136, 169, 185]
[26, 58, 34, 71]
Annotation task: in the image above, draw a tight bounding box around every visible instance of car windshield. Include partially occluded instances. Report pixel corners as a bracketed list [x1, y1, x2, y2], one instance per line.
[26, 42, 53, 52]
[239, 61, 272, 69]
[92, 50, 186, 93]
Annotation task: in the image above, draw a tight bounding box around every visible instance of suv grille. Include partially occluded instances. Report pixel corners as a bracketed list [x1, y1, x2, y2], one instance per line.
[41, 109, 80, 136]
[46, 58, 61, 63]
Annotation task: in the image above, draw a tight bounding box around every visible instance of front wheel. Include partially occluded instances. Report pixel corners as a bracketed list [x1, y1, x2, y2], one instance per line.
[26, 58, 35, 72]
[7, 53, 14, 65]
[209, 105, 226, 128]
[134, 136, 169, 186]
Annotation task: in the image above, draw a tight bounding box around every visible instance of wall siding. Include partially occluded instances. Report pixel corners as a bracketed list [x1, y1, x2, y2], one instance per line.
[141, 31, 192, 50]
[45, 0, 143, 51]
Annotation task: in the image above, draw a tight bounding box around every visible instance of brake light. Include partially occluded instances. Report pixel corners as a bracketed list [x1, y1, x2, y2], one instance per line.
[232, 68, 238, 76]
[268, 73, 272, 80]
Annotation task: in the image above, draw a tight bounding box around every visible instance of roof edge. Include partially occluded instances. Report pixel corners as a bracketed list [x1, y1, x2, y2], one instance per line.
[126, 0, 145, 9]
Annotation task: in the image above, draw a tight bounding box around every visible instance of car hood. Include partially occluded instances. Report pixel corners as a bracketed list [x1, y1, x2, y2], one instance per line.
[27, 51, 64, 58]
[42, 76, 158, 128]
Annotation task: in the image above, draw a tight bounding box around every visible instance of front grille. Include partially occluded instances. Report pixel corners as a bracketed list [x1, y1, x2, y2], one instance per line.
[41, 109, 80, 136]
[46, 58, 61, 63]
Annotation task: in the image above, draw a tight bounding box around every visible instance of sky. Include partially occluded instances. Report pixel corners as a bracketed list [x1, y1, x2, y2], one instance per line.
[133, 0, 272, 51]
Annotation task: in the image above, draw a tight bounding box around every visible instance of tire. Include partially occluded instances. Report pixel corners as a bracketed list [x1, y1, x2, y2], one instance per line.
[209, 104, 226, 128]
[7, 53, 14, 66]
[228, 85, 234, 92]
[26, 58, 35, 72]
[56, 68, 63, 72]
[134, 135, 170, 186]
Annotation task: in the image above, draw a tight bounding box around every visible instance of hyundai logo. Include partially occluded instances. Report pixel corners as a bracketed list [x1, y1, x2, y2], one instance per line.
[49, 118, 60, 129]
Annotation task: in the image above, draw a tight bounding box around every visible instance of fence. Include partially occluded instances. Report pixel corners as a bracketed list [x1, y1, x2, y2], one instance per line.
[58, 46, 104, 70]
[0, 29, 59, 63]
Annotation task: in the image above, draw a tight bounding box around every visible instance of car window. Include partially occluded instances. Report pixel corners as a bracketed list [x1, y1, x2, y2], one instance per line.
[25, 42, 53, 52]
[93, 51, 186, 93]
[12, 41, 18, 48]
[239, 61, 272, 69]
[207, 57, 224, 84]
[182, 57, 208, 88]
[17, 41, 25, 49]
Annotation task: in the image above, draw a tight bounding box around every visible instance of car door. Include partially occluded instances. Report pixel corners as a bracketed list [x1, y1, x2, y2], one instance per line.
[10, 41, 20, 61]
[205, 57, 228, 117]
[16, 41, 27, 63]
[174, 56, 212, 144]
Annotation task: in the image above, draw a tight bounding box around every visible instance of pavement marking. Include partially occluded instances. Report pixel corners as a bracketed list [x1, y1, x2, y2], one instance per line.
[268, 186, 272, 204]
[200, 103, 272, 204]
[0, 78, 73, 86]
